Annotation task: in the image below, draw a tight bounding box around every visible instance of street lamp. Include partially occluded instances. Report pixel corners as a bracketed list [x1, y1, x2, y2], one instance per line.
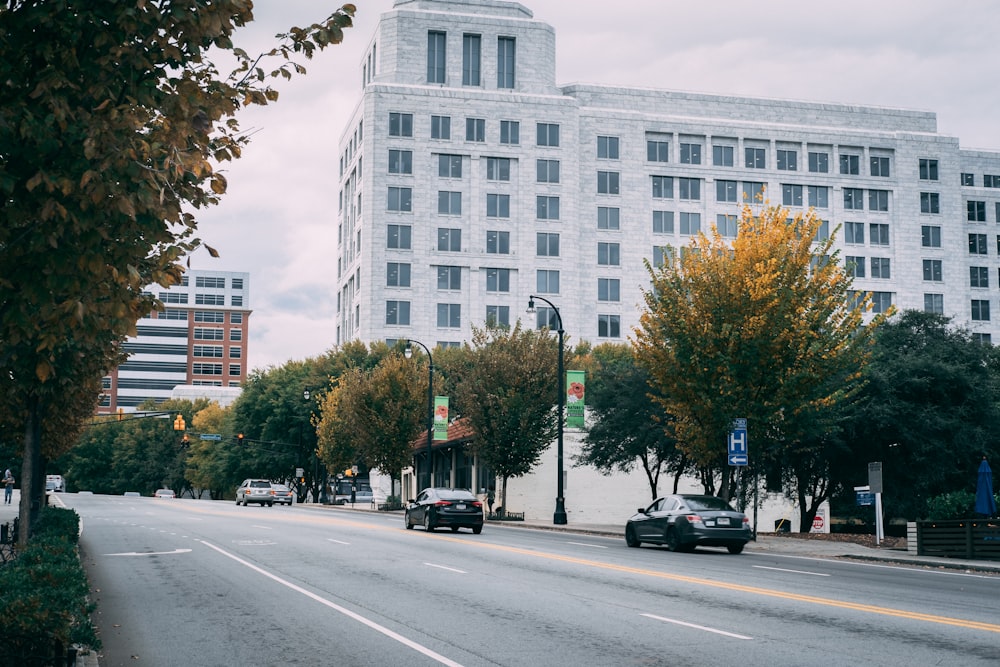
[303, 388, 328, 504]
[405, 340, 434, 491]
[527, 295, 567, 525]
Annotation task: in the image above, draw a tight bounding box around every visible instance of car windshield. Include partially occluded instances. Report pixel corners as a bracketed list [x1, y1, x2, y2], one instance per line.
[684, 496, 736, 512]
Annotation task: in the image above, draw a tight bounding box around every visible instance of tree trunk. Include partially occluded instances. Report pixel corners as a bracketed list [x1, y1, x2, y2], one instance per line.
[18, 395, 41, 545]
[500, 475, 508, 517]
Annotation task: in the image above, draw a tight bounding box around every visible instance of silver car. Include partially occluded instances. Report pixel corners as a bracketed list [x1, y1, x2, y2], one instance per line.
[236, 479, 274, 507]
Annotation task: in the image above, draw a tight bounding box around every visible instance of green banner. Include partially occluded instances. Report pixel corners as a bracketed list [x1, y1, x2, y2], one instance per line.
[566, 370, 586, 428]
[433, 395, 449, 441]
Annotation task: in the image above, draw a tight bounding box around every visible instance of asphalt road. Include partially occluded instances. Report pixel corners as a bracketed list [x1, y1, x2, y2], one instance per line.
[62, 494, 999, 667]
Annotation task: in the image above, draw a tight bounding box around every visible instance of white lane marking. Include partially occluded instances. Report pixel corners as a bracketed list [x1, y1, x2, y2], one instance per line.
[327, 538, 351, 545]
[105, 549, 192, 557]
[746, 552, 998, 580]
[566, 541, 607, 549]
[252, 525, 273, 530]
[641, 613, 752, 640]
[753, 565, 830, 577]
[200, 540, 465, 667]
[425, 563, 467, 574]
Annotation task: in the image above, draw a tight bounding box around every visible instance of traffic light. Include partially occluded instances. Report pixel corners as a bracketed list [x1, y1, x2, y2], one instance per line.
[237, 433, 244, 446]
[173, 414, 186, 431]
[344, 468, 353, 477]
[117, 407, 124, 422]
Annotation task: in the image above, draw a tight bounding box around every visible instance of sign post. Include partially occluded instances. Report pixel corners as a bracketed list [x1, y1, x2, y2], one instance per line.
[868, 462, 884, 545]
[728, 418, 748, 466]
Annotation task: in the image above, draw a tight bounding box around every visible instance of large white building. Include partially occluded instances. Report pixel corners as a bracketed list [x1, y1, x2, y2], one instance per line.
[336, 0, 1000, 349]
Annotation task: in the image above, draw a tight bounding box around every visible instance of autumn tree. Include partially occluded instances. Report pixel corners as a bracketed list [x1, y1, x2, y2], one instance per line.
[0, 1, 355, 540]
[634, 202, 880, 515]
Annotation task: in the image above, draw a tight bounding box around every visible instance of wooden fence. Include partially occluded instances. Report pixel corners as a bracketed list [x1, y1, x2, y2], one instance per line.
[915, 519, 1000, 560]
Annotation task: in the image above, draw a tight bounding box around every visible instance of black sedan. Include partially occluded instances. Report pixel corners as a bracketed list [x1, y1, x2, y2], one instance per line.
[625, 494, 752, 554]
[405, 488, 484, 534]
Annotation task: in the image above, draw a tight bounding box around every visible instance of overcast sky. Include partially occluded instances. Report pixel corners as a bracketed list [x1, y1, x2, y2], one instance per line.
[193, 0, 1000, 371]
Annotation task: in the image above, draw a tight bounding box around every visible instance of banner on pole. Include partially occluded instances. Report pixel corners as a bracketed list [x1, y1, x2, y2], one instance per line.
[433, 396, 449, 441]
[566, 370, 586, 428]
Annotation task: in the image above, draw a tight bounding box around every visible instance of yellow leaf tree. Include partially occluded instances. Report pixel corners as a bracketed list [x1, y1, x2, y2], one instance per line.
[634, 202, 883, 506]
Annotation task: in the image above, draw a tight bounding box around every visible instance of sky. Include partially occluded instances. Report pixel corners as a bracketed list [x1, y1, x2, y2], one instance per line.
[193, 0, 1000, 371]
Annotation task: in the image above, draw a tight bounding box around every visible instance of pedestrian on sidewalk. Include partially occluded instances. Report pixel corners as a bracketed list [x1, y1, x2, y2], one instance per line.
[3, 468, 14, 505]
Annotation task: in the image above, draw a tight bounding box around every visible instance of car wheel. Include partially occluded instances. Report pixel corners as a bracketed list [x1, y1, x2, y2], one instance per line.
[235, 498, 240, 506]
[727, 544, 745, 555]
[451, 526, 460, 532]
[625, 525, 641, 548]
[472, 525, 482, 535]
[405, 513, 414, 529]
[268, 502, 274, 507]
[665, 527, 681, 552]
[424, 513, 434, 532]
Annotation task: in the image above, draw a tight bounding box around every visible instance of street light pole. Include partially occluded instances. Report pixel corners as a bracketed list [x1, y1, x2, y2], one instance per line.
[527, 295, 568, 525]
[405, 340, 434, 491]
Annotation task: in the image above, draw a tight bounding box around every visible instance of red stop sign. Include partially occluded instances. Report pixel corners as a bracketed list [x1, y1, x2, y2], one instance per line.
[812, 515, 825, 530]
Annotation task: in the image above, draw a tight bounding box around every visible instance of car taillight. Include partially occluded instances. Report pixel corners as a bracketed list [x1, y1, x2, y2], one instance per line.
[471, 501, 482, 508]
[743, 516, 750, 525]
[434, 501, 452, 507]
[685, 514, 703, 523]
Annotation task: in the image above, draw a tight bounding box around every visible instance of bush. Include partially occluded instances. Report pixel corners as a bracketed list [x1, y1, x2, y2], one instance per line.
[924, 490, 976, 520]
[0, 508, 99, 666]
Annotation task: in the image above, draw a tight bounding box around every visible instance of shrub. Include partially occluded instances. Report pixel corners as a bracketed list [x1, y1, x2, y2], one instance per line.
[923, 490, 976, 520]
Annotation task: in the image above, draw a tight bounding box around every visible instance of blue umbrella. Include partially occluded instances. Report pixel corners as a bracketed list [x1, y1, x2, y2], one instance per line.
[975, 458, 996, 517]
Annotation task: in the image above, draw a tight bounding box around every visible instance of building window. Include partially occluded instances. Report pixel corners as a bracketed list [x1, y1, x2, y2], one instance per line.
[652, 175, 673, 199]
[840, 154, 860, 175]
[598, 314, 621, 338]
[846, 256, 865, 278]
[487, 193, 510, 218]
[920, 192, 940, 214]
[486, 305, 510, 327]
[437, 265, 461, 289]
[680, 212, 701, 235]
[389, 149, 412, 174]
[193, 345, 224, 358]
[497, 36, 515, 88]
[598, 171, 621, 195]
[845, 222, 866, 244]
[431, 115, 451, 140]
[537, 232, 560, 257]
[598, 278, 620, 302]
[486, 157, 510, 181]
[196, 294, 225, 305]
[160, 291, 188, 304]
[808, 151, 829, 173]
[438, 154, 462, 178]
[389, 112, 413, 137]
[870, 156, 890, 177]
[437, 191, 462, 215]
[652, 246, 670, 269]
[230, 329, 242, 341]
[598, 135, 620, 159]
[745, 147, 766, 169]
[160, 309, 188, 320]
[871, 292, 893, 314]
[678, 177, 700, 200]
[844, 188, 864, 210]
[387, 186, 412, 212]
[427, 31, 446, 84]
[536, 269, 560, 293]
[598, 206, 620, 230]
[462, 33, 481, 86]
[194, 328, 224, 341]
[962, 172, 975, 186]
[486, 268, 511, 292]
[777, 149, 797, 171]
[500, 120, 519, 145]
[972, 299, 991, 321]
[597, 242, 620, 266]
[713, 145, 734, 167]
[437, 229, 462, 252]
[924, 294, 944, 314]
[387, 262, 411, 287]
[228, 347, 242, 359]
[387, 224, 412, 249]
[814, 220, 830, 242]
[466, 117, 485, 142]
[782, 184, 803, 207]
[808, 185, 829, 208]
[437, 303, 461, 328]
[921, 225, 941, 248]
[486, 230, 510, 254]
[716, 214, 738, 237]
[870, 223, 889, 246]
[680, 143, 702, 165]
[193, 363, 224, 375]
[196, 276, 225, 288]
[968, 200, 987, 221]
[716, 180, 738, 203]
[537, 196, 560, 220]
[985, 175, 1000, 188]
[536, 159, 560, 183]
[919, 158, 938, 181]
[534, 306, 559, 329]
[647, 140, 669, 163]
[230, 313, 243, 324]
[231, 278, 243, 290]
[969, 233, 988, 255]
[870, 257, 891, 279]
[742, 181, 765, 204]
[971, 266, 989, 288]
[868, 190, 889, 212]
[653, 210, 674, 234]
[537, 122, 559, 147]
[194, 311, 224, 323]
[231, 295, 243, 307]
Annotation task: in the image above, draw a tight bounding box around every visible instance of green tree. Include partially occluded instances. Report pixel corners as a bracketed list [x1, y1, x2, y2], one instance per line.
[185, 402, 231, 499]
[0, 1, 356, 540]
[451, 323, 559, 512]
[575, 343, 690, 501]
[634, 202, 879, 511]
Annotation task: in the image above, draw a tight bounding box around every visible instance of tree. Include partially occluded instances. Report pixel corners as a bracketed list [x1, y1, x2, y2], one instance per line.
[575, 343, 690, 501]
[450, 323, 559, 513]
[633, 202, 879, 512]
[185, 402, 231, 499]
[0, 1, 356, 541]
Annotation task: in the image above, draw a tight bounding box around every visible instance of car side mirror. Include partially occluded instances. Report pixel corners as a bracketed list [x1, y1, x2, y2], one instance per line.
[638, 507, 647, 514]
[407, 498, 415, 504]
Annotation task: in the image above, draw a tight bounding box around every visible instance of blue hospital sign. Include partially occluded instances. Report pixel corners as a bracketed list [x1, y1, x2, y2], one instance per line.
[728, 418, 748, 466]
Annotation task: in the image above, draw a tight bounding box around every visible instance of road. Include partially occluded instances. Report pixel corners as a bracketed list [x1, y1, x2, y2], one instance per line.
[64, 494, 999, 667]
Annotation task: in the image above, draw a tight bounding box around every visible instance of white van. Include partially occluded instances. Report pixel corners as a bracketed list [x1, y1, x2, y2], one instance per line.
[46, 475, 64, 492]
